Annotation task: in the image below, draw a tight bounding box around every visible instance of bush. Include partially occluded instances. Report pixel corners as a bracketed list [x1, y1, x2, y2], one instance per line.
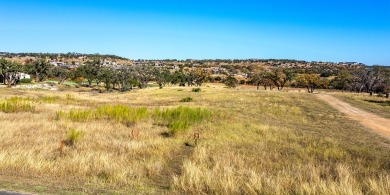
[20, 78, 32, 83]
[64, 128, 83, 146]
[239, 80, 246, 85]
[180, 97, 193, 102]
[192, 88, 201, 92]
[320, 71, 332, 77]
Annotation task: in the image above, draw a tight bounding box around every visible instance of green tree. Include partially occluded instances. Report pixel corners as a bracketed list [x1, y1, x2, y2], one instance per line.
[296, 74, 322, 93]
[49, 66, 72, 84]
[153, 67, 172, 88]
[26, 59, 52, 82]
[134, 65, 153, 89]
[250, 71, 274, 90]
[116, 66, 136, 92]
[273, 68, 295, 90]
[223, 75, 239, 88]
[99, 66, 115, 91]
[0, 59, 22, 87]
[78, 58, 102, 86]
[331, 70, 351, 91]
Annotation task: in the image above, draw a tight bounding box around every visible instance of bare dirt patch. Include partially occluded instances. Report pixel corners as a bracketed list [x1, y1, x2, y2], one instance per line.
[316, 94, 390, 139]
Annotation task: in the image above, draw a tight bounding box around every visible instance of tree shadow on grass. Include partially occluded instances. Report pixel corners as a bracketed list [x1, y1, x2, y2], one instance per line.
[364, 99, 390, 107]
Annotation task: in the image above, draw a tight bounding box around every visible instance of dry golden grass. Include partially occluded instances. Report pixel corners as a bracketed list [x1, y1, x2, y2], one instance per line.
[0, 84, 389, 194]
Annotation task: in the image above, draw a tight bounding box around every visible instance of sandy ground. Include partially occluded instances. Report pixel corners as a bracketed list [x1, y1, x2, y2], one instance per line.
[316, 94, 390, 139]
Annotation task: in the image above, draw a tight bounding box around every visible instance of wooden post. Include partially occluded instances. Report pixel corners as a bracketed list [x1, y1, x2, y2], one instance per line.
[194, 132, 199, 146]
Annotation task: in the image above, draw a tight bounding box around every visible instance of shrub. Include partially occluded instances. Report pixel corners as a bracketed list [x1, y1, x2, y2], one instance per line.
[64, 128, 83, 146]
[239, 80, 246, 85]
[20, 78, 32, 83]
[180, 97, 193, 102]
[0, 97, 35, 113]
[192, 88, 201, 92]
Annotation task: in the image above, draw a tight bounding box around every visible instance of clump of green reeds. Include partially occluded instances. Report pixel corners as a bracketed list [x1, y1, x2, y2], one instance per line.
[57, 105, 210, 135]
[66, 94, 75, 100]
[95, 105, 149, 125]
[62, 105, 150, 124]
[0, 97, 35, 113]
[69, 109, 94, 122]
[55, 110, 66, 120]
[64, 128, 83, 146]
[154, 106, 211, 136]
[38, 96, 58, 104]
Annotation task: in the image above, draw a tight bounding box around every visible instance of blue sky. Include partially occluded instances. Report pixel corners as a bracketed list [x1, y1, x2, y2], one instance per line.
[1, 0, 389, 65]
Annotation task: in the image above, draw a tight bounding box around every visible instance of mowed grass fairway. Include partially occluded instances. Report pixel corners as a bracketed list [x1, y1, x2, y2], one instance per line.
[0, 84, 390, 194]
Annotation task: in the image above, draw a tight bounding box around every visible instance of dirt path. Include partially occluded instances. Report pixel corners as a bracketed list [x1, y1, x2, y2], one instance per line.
[0, 191, 31, 195]
[151, 144, 194, 190]
[316, 94, 390, 139]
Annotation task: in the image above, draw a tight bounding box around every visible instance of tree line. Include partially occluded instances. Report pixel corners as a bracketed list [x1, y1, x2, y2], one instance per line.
[1, 58, 389, 96]
[0, 58, 211, 91]
[247, 66, 390, 94]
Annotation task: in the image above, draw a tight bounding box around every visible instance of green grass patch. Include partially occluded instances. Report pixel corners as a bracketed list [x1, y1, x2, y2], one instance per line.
[66, 94, 75, 100]
[0, 97, 35, 113]
[95, 105, 149, 125]
[64, 128, 83, 146]
[192, 88, 201, 92]
[180, 97, 193, 102]
[154, 106, 211, 135]
[20, 78, 32, 83]
[58, 105, 211, 136]
[63, 105, 150, 125]
[38, 96, 58, 104]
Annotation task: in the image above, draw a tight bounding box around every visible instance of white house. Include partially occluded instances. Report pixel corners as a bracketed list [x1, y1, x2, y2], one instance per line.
[18, 73, 31, 79]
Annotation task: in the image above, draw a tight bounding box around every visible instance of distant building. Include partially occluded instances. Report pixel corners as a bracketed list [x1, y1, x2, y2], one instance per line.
[18, 72, 31, 79]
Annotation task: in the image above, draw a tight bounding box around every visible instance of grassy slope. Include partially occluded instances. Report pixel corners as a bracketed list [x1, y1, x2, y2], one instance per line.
[0, 85, 389, 194]
[333, 92, 390, 119]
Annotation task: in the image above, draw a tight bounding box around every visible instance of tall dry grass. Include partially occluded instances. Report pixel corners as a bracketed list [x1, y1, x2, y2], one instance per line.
[0, 85, 389, 194]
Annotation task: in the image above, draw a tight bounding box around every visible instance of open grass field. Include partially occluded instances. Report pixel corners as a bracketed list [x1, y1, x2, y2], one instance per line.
[1, 84, 390, 194]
